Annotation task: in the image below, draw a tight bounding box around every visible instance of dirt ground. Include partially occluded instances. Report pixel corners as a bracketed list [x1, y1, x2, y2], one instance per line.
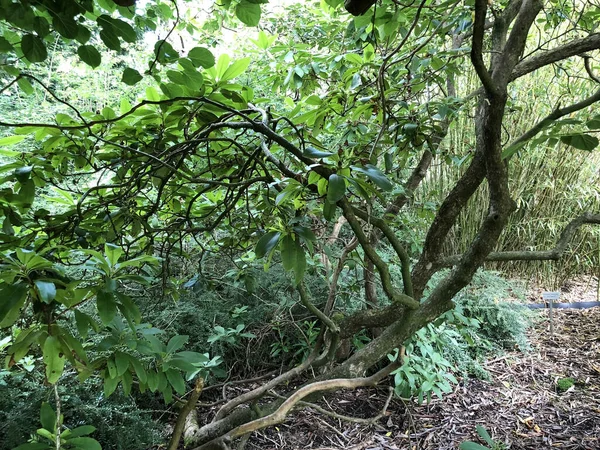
[241, 279, 600, 450]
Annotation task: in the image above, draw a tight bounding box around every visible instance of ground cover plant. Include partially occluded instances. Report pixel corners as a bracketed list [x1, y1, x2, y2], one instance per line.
[0, 0, 599, 449]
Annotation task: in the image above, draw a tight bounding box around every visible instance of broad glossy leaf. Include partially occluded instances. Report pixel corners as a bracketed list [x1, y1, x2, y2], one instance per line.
[0, 36, 13, 52]
[165, 369, 186, 395]
[304, 146, 334, 158]
[114, 351, 129, 376]
[42, 336, 65, 383]
[220, 57, 251, 82]
[0, 283, 28, 326]
[77, 45, 101, 68]
[167, 334, 189, 354]
[21, 34, 47, 63]
[280, 235, 296, 271]
[173, 351, 209, 364]
[40, 402, 56, 432]
[235, 1, 261, 26]
[52, 14, 79, 39]
[61, 425, 96, 438]
[103, 372, 120, 397]
[116, 293, 141, 326]
[188, 47, 215, 68]
[293, 239, 306, 285]
[104, 243, 123, 266]
[13, 443, 51, 450]
[67, 437, 102, 450]
[111, 18, 136, 42]
[459, 443, 489, 450]
[0, 135, 26, 146]
[326, 174, 346, 204]
[97, 291, 117, 325]
[560, 133, 599, 151]
[255, 231, 281, 258]
[34, 280, 56, 303]
[122, 68, 142, 85]
[122, 370, 133, 396]
[352, 165, 393, 191]
[127, 354, 147, 383]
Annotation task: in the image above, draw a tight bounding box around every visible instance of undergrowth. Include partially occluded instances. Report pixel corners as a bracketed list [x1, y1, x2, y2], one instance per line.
[392, 271, 534, 402]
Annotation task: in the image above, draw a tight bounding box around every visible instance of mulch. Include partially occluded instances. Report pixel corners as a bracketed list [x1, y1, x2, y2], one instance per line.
[245, 287, 600, 449]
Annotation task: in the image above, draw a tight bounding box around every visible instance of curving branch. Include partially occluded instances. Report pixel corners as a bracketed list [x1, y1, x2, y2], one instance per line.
[511, 33, 600, 81]
[339, 199, 419, 309]
[439, 213, 600, 267]
[583, 54, 600, 84]
[507, 87, 600, 152]
[471, 0, 498, 96]
[297, 283, 339, 333]
[195, 361, 401, 449]
[351, 206, 413, 297]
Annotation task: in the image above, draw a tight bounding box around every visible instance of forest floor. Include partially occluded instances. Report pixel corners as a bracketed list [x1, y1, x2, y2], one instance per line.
[241, 278, 600, 450]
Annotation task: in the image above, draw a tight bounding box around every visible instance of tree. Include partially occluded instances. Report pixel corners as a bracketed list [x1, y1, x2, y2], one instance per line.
[1, 0, 599, 449]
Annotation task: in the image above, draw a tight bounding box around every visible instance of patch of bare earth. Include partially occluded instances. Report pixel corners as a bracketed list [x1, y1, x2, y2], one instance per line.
[244, 284, 600, 450]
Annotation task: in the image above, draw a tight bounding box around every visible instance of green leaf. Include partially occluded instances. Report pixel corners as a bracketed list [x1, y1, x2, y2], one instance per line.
[127, 355, 147, 383]
[111, 18, 137, 43]
[323, 199, 335, 221]
[17, 77, 35, 95]
[114, 351, 129, 376]
[280, 235, 296, 271]
[67, 437, 102, 450]
[103, 373, 120, 397]
[146, 370, 159, 392]
[173, 351, 209, 365]
[0, 135, 26, 146]
[40, 402, 56, 432]
[220, 57, 251, 82]
[42, 336, 65, 383]
[77, 45, 101, 68]
[34, 280, 56, 303]
[167, 334, 189, 354]
[100, 29, 121, 51]
[13, 443, 51, 450]
[352, 165, 393, 191]
[104, 243, 123, 266]
[326, 174, 346, 204]
[74, 310, 92, 339]
[107, 357, 117, 378]
[0, 36, 14, 52]
[188, 47, 215, 68]
[304, 146, 334, 158]
[52, 15, 79, 39]
[476, 425, 494, 446]
[154, 40, 179, 64]
[97, 291, 117, 325]
[0, 283, 28, 326]
[586, 115, 600, 130]
[560, 133, 599, 151]
[116, 293, 141, 327]
[122, 370, 133, 396]
[255, 231, 281, 258]
[292, 239, 306, 285]
[235, 1, 262, 26]
[15, 166, 32, 182]
[165, 369, 186, 395]
[459, 443, 489, 450]
[17, 178, 35, 207]
[61, 425, 96, 438]
[21, 34, 47, 63]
